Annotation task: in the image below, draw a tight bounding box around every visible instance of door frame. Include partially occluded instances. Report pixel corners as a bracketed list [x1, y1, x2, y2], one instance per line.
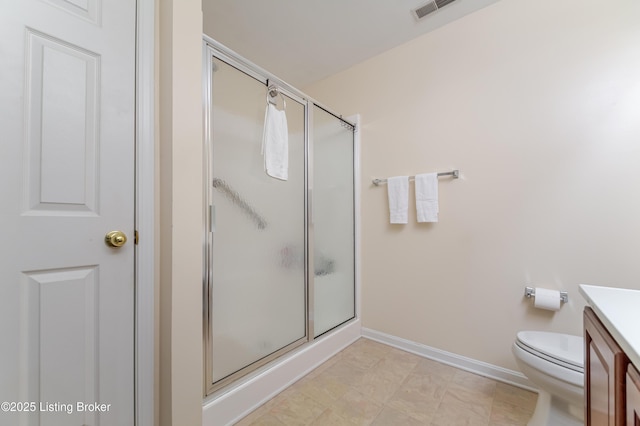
[135, 0, 155, 424]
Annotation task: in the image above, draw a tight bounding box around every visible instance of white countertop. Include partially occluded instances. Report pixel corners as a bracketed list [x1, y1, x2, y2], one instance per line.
[579, 284, 640, 370]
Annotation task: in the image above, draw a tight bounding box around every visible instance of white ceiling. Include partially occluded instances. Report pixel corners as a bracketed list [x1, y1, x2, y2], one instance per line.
[203, 0, 502, 88]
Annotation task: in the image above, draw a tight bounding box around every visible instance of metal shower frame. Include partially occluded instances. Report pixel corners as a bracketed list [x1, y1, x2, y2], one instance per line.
[202, 35, 357, 397]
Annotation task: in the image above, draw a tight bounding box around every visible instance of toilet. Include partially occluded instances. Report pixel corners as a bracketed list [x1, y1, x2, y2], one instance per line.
[512, 331, 584, 426]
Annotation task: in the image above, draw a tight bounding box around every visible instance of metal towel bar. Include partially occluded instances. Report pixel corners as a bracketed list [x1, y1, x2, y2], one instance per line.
[372, 170, 459, 186]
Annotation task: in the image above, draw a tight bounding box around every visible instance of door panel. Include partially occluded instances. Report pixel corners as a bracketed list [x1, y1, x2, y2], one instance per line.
[208, 58, 307, 385]
[0, 0, 136, 424]
[628, 364, 640, 425]
[44, 0, 101, 24]
[25, 29, 99, 214]
[312, 106, 355, 337]
[22, 267, 100, 425]
[585, 307, 627, 426]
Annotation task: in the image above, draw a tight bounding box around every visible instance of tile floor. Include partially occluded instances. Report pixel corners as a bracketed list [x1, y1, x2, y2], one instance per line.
[235, 338, 537, 425]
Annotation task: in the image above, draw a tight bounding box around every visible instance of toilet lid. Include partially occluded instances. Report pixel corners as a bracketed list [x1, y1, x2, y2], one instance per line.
[516, 331, 584, 371]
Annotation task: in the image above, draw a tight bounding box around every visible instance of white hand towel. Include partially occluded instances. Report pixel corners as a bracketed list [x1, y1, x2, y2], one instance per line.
[262, 103, 288, 180]
[387, 176, 409, 224]
[415, 173, 438, 223]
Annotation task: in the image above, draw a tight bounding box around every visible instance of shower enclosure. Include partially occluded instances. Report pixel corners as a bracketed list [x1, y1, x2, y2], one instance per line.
[203, 38, 356, 395]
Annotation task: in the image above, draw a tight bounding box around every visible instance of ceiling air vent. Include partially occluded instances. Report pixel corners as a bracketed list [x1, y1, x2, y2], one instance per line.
[435, 0, 457, 8]
[412, 0, 458, 20]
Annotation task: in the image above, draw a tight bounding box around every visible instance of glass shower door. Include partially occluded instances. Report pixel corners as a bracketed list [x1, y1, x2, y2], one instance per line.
[312, 106, 355, 337]
[208, 58, 307, 386]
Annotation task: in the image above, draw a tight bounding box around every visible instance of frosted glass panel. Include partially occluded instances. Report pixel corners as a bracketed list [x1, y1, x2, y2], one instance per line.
[210, 59, 306, 383]
[313, 106, 355, 337]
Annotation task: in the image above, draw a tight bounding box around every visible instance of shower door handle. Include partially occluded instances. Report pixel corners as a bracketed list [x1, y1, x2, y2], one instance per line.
[308, 188, 313, 226]
[209, 205, 216, 232]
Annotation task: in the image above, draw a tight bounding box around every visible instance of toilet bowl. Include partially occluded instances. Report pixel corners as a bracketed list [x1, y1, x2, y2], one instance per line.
[512, 331, 584, 426]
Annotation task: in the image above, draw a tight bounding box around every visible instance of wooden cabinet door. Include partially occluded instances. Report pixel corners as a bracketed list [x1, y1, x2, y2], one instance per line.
[628, 363, 640, 425]
[585, 307, 628, 426]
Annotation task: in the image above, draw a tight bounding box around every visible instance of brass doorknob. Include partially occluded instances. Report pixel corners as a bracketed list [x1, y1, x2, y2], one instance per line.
[105, 231, 127, 248]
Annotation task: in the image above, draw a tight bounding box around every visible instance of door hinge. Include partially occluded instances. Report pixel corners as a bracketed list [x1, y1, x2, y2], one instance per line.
[134, 230, 139, 245]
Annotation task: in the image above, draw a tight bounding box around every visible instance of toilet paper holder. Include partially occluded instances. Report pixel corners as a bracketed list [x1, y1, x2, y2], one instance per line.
[524, 286, 569, 304]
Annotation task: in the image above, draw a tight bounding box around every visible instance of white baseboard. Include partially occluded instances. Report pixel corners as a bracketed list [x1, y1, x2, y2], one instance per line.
[202, 322, 535, 425]
[362, 327, 537, 393]
[202, 319, 361, 426]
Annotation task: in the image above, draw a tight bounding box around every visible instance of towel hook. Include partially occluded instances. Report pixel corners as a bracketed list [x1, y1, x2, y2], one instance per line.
[266, 84, 286, 110]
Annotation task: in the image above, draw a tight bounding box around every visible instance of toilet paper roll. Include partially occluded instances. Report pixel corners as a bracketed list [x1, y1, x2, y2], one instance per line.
[534, 288, 561, 311]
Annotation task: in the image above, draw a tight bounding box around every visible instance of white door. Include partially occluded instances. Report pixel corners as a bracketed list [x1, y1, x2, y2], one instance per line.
[0, 0, 136, 425]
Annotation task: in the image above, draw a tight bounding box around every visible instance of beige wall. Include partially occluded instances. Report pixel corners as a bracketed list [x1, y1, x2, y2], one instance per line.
[158, 0, 203, 425]
[305, 0, 640, 371]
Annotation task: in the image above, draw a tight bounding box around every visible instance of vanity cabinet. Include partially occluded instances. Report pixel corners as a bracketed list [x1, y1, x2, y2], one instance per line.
[584, 307, 628, 426]
[628, 363, 640, 425]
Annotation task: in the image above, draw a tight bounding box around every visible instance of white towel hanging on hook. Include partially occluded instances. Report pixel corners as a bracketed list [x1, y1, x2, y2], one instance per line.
[262, 84, 288, 180]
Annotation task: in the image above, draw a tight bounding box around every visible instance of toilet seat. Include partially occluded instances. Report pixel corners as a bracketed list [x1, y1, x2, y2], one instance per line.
[516, 331, 583, 373]
[512, 331, 585, 425]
